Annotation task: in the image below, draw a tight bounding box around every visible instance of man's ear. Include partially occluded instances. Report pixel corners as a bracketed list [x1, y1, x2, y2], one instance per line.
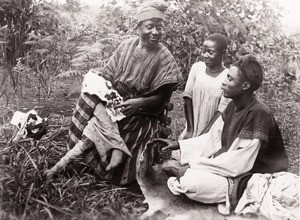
[242, 82, 251, 90]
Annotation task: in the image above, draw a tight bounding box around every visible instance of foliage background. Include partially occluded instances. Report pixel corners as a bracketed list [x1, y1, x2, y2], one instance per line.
[0, 0, 299, 219]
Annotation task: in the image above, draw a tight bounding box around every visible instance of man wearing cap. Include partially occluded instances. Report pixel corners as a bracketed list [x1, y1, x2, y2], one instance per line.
[67, 0, 182, 186]
[155, 55, 288, 213]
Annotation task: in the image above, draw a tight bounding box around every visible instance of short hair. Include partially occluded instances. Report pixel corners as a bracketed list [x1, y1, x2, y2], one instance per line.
[232, 54, 264, 91]
[205, 33, 228, 52]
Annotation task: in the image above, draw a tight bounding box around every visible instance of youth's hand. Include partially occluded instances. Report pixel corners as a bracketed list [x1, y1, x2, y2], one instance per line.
[116, 98, 143, 116]
[154, 138, 180, 151]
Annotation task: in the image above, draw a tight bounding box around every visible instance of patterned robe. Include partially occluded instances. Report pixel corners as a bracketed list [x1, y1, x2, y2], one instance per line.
[68, 37, 182, 185]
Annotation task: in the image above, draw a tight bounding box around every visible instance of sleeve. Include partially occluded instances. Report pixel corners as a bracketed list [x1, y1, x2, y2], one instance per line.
[189, 138, 261, 177]
[217, 95, 231, 113]
[155, 48, 182, 88]
[182, 62, 199, 99]
[148, 46, 183, 93]
[238, 108, 271, 142]
[179, 116, 224, 165]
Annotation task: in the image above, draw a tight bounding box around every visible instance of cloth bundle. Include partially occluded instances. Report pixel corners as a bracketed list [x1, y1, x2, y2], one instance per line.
[81, 69, 125, 122]
[235, 172, 300, 220]
[10, 109, 48, 141]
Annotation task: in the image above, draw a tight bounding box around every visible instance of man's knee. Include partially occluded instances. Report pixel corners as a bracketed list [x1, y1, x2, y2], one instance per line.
[179, 169, 228, 203]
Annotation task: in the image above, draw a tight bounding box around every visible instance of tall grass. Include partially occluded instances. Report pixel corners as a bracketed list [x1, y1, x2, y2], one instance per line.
[0, 107, 145, 220]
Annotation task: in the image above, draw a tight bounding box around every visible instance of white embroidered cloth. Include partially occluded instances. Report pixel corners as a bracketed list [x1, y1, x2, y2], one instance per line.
[81, 70, 125, 122]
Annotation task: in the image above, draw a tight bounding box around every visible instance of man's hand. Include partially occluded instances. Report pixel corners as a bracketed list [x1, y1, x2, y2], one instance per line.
[115, 98, 144, 116]
[154, 138, 180, 151]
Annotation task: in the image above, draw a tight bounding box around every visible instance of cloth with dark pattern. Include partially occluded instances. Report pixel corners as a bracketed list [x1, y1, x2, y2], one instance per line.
[68, 37, 182, 185]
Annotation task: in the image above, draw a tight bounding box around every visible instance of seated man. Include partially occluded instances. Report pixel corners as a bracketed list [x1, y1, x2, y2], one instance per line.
[155, 54, 289, 214]
[60, 0, 182, 186]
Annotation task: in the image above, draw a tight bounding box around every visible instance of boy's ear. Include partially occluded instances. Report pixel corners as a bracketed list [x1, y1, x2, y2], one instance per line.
[242, 82, 251, 90]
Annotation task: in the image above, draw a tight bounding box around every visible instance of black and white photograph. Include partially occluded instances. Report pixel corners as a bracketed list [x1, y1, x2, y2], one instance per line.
[0, 0, 299, 219]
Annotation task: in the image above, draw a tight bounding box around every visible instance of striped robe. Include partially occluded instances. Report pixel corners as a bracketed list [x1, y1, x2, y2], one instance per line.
[68, 37, 182, 185]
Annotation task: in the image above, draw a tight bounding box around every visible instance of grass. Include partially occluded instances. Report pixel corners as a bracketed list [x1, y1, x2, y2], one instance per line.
[0, 88, 299, 220]
[0, 105, 146, 220]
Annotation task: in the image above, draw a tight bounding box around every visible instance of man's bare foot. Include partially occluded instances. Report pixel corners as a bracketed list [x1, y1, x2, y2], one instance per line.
[162, 160, 182, 177]
[106, 149, 124, 171]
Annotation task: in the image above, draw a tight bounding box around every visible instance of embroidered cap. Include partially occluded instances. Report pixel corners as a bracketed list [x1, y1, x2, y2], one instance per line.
[136, 0, 168, 23]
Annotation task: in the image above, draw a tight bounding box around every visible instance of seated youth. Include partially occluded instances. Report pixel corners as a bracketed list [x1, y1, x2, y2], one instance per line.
[155, 54, 289, 213]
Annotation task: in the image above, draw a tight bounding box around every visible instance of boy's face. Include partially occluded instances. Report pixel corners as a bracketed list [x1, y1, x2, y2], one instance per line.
[222, 66, 246, 99]
[201, 40, 224, 69]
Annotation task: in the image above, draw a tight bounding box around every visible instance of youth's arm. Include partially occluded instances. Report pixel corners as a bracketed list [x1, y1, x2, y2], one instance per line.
[181, 63, 197, 139]
[183, 97, 194, 139]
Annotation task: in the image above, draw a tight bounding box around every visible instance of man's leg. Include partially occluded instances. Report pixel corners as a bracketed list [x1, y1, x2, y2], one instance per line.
[162, 159, 186, 177]
[106, 149, 124, 171]
[169, 169, 228, 204]
[45, 137, 93, 178]
[84, 102, 130, 172]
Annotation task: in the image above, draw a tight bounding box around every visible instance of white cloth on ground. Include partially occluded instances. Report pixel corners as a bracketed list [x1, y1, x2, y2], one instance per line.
[235, 172, 300, 220]
[10, 109, 46, 141]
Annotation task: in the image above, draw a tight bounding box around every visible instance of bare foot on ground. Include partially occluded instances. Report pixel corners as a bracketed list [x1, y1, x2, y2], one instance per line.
[106, 149, 124, 171]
